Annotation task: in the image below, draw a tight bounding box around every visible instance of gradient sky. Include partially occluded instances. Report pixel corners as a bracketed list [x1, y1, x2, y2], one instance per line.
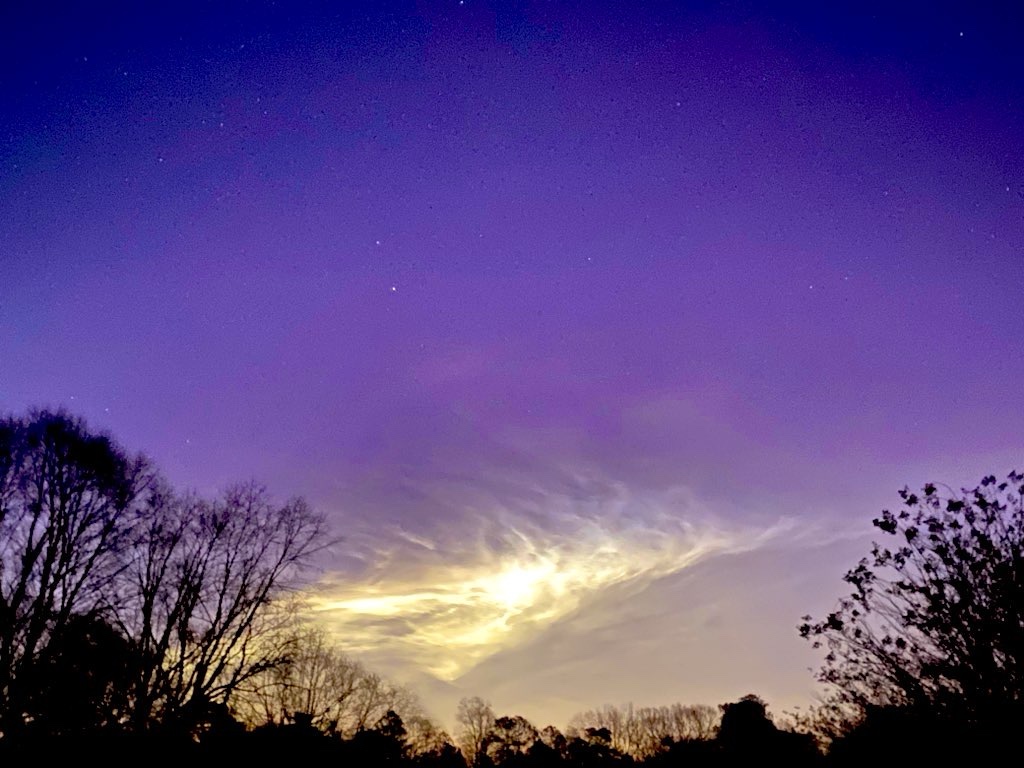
[2, 0, 1023, 730]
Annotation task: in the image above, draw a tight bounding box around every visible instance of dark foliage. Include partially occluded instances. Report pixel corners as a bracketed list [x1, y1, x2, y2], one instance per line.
[23, 614, 135, 736]
[800, 471, 1024, 757]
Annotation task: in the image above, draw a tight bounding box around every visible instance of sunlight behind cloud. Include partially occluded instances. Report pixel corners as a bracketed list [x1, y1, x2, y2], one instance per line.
[307, 478, 789, 681]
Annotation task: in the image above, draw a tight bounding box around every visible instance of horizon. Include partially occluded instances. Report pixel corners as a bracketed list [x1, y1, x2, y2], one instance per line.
[2, 0, 1023, 732]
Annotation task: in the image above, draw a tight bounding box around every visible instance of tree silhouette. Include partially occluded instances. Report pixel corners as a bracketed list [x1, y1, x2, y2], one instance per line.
[484, 714, 539, 765]
[717, 694, 775, 746]
[456, 696, 495, 766]
[345, 709, 409, 765]
[565, 726, 631, 767]
[238, 624, 422, 737]
[800, 472, 1024, 732]
[713, 694, 819, 766]
[120, 481, 327, 735]
[0, 409, 328, 741]
[568, 703, 719, 759]
[410, 718, 466, 768]
[23, 614, 135, 737]
[0, 410, 152, 738]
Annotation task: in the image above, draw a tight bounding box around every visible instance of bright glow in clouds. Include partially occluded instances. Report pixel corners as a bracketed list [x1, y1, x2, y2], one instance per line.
[307, 478, 791, 681]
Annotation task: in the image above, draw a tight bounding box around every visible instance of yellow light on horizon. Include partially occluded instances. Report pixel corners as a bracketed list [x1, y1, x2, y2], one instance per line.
[302, 497, 790, 681]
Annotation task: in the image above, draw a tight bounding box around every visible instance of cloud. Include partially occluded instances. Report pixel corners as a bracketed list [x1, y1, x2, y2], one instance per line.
[305, 472, 792, 683]
[453, 528, 871, 722]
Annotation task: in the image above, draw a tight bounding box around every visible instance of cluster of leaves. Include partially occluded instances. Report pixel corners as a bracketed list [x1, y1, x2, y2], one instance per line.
[800, 473, 1024, 721]
[797, 471, 1024, 762]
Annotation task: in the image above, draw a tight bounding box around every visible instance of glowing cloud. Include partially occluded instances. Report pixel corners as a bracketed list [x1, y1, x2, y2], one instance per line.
[307, 476, 789, 681]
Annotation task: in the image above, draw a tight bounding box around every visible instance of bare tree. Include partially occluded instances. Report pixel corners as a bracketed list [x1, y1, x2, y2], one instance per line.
[345, 669, 422, 737]
[0, 409, 329, 738]
[237, 624, 423, 738]
[568, 704, 635, 755]
[455, 696, 494, 765]
[236, 624, 360, 731]
[0, 410, 152, 735]
[568, 701, 720, 758]
[671, 703, 720, 740]
[118, 482, 327, 732]
[405, 712, 453, 756]
[633, 706, 671, 758]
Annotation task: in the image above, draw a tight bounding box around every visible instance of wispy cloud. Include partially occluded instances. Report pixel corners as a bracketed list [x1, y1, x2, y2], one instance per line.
[306, 474, 791, 681]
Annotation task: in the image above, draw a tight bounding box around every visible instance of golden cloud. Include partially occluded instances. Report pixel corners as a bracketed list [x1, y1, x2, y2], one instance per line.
[307, 478, 789, 681]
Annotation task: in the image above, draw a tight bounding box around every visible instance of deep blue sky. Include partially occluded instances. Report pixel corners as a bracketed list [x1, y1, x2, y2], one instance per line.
[2, 0, 1022, 726]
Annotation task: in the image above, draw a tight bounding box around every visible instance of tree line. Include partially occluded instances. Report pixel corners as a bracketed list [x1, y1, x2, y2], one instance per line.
[2, 408, 1022, 764]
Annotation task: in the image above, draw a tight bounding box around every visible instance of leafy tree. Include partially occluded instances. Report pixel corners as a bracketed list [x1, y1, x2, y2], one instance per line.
[538, 724, 567, 753]
[483, 714, 538, 765]
[346, 709, 409, 765]
[717, 694, 775, 746]
[565, 727, 631, 767]
[715, 695, 819, 766]
[800, 472, 1024, 727]
[824, 703, 973, 766]
[412, 729, 466, 768]
[23, 614, 135, 736]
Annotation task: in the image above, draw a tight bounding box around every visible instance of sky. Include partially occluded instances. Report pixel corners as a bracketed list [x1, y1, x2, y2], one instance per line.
[2, 0, 1023, 730]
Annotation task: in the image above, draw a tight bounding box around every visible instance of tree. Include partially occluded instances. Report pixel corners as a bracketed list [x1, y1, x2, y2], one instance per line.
[0, 410, 152, 736]
[670, 703, 719, 741]
[800, 472, 1024, 728]
[716, 694, 819, 766]
[564, 726, 630, 766]
[405, 712, 457, 759]
[240, 625, 362, 732]
[345, 668, 422, 737]
[345, 709, 409, 765]
[538, 724, 566, 753]
[22, 614, 135, 737]
[455, 696, 494, 766]
[717, 694, 775, 746]
[414, 740, 466, 768]
[567, 702, 718, 758]
[567, 705, 634, 755]
[119, 482, 327, 734]
[0, 408, 329, 739]
[483, 714, 538, 764]
[238, 625, 425, 739]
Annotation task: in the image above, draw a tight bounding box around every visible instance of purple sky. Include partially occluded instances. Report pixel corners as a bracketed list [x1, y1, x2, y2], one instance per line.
[2, 0, 1023, 728]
